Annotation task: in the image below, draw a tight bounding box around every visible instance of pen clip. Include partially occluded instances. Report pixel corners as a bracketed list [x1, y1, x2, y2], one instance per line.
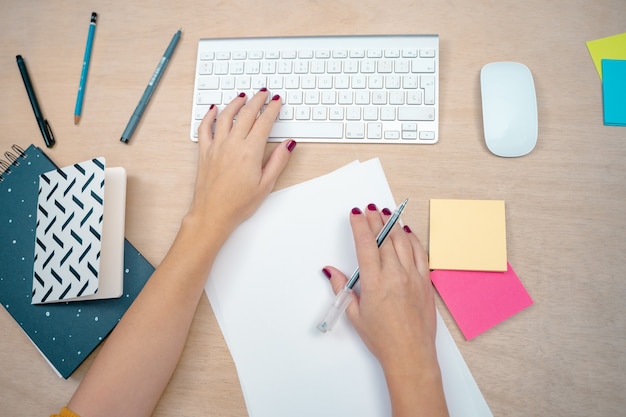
[43, 119, 55, 148]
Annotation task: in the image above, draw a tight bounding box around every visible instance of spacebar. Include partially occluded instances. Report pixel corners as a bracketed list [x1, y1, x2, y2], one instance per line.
[269, 122, 344, 139]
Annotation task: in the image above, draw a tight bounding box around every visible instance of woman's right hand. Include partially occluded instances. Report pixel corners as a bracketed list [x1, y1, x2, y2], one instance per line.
[322, 203, 448, 417]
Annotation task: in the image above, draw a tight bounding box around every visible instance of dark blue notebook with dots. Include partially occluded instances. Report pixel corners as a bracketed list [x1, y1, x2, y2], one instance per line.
[0, 144, 153, 378]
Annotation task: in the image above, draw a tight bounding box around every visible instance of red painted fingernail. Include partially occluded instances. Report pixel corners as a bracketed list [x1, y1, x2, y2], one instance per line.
[403, 225, 412, 233]
[286, 139, 297, 152]
[382, 208, 392, 216]
[239, 92, 246, 98]
[351, 207, 362, 215]
[260, 87, 268, 92]
[209, 104, 215, 110]
[272, 94, 281, 101]
[322, 268, 332, 279]
[367, 203, 377, 211]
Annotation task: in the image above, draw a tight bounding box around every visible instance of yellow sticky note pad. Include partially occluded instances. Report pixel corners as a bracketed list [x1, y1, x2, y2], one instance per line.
[429, 199, 507, 272]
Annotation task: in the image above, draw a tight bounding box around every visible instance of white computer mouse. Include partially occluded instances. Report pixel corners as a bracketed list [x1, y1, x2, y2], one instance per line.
[480, 62, 538, 157]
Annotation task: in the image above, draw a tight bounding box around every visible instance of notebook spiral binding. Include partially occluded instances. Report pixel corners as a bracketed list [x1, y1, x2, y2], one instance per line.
[0, 144, 27, 181]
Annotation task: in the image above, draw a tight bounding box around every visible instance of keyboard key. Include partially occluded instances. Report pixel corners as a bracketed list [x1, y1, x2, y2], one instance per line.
[321, 91, 336, 104]
[380, 107, 395, 121]
[199, 62, 213, 75]
[279, 107, 294, 120]
[385, 49, 400, 58]
[197, 76, 219, 90]
[269, 122, 343, 138]
[355, 91, 370, 105]
[421, 75, 436, 105]
[368, 75, 384, 89]
[377, 60, 393, 73]
[305, 91, 320, 104]
[338, 91, 353, 104]
[287, 91, 303, 104]
[402, 131, 418, 140]
[346, 107, 361, 120]
[346, 122, 365, 138]
[372, 91, 386, 105]
[419, 131, 436, 140]
[363, 107, 378, 121]
[412, 59, 436, 73]
[352, 75, 367, 89]
[327, 61, 342, 73]
[350, 49, 365, 58]
[197, 91, 222, 105]
[385, 130, 400, 139]
[329, 106, 344, 120]
[389, 91, 405, 105]
[398, 107, 435, 121]
[367, 122, 383, 139]
[261, 61, 276, 74]
[312, 106, 327, 120]
[407, 90, 422, 104]
[295, 107, 311, 120]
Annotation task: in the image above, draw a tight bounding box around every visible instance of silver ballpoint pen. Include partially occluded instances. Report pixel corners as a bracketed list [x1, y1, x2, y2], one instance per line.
[317, 198, 408, 333]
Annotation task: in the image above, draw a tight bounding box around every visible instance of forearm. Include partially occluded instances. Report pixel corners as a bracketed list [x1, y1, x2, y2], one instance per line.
[68, 216, 228, 417]
[385, 362, 449, 417]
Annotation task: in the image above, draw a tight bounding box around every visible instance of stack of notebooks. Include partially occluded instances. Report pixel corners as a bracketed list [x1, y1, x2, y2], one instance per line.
[0, 144, 153, 378]
[429, 199, 533, 340]
[205, 159, 494, 417]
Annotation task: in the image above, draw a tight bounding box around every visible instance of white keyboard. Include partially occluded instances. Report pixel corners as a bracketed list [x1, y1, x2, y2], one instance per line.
[190, 35, 439, 144]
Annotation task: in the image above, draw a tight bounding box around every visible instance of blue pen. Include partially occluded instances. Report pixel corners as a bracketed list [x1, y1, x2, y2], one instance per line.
[74, 12, 97, 125]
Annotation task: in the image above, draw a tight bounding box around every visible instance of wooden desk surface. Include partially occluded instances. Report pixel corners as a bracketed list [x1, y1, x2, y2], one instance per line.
[1, 1, 624, 415]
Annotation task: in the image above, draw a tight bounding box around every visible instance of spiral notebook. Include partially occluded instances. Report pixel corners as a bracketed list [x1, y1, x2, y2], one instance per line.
[0, 144, 154, 379]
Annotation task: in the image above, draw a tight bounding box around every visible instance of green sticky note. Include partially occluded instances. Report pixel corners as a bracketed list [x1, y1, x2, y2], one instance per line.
[586, 32, 626, 80]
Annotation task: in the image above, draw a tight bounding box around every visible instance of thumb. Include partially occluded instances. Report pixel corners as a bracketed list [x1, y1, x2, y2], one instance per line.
[260, 139, 296, 191]
[321, 266, 359, 320]
[322, 266, 347, 294]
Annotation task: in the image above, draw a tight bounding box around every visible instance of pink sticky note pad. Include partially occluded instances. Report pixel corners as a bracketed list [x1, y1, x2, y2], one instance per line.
[431, 263, 533, 340]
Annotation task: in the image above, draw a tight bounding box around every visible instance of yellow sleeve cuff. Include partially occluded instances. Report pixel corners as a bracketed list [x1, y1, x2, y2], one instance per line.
[50, 406, 80, 417]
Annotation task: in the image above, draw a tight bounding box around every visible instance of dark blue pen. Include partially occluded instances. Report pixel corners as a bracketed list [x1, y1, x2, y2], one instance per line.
[16, 55, 55, 148]
[120, 29, 182, 143]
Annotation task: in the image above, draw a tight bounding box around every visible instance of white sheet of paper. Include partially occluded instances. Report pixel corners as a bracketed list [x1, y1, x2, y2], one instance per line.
[205, 159, 492, 417]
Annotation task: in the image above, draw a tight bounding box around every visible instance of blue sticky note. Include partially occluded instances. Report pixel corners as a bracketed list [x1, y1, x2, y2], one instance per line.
[602, 59, 626, 126]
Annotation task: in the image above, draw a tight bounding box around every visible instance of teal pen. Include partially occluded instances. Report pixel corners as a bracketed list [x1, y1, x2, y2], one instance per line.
[74, 12, 97, 125]
[120, 28, 182, 143]
[317, 198, 409, 333]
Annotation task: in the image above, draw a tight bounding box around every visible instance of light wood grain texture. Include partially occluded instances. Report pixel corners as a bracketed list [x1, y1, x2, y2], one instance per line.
[1, 1, 624, 416]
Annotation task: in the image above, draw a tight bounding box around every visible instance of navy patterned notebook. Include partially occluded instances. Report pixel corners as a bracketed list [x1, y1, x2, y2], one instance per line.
[0, 144, 153, 378]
